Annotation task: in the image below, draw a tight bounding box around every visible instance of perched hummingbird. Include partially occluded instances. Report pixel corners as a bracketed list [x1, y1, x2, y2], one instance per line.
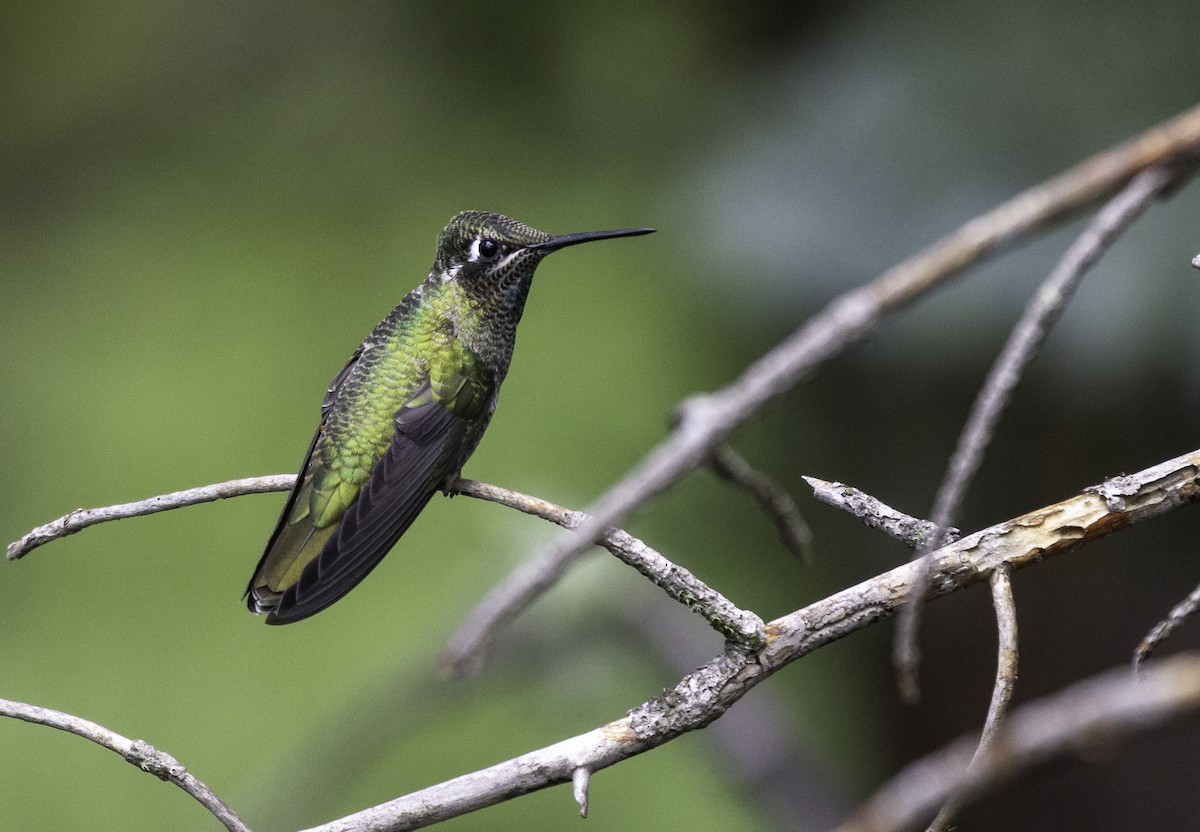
[246, 211, 654, 624]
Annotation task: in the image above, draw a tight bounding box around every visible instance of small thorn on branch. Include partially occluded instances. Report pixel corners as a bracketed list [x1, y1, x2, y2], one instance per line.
[803, 477, 958, 550]
[572, 766, 591, 818]
[709, 445, 812, 562]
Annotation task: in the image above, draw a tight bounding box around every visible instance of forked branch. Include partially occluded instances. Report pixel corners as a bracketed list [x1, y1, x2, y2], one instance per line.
[301, 448, 1200, 831]
[442, 104, 1200, 675]
[9, 448, 1200, 829]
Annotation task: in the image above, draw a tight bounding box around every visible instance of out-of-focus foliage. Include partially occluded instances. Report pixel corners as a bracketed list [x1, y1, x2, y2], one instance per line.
[3, 2, 1200, 830]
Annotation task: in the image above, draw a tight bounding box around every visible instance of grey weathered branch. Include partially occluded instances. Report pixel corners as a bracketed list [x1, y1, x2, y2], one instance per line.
[6, 475, 297, 560]
[448, 478, 765, 662]
[5, 473, 763, 824]
[801, 475, 1019, 832]
[803, 477, 958, 550]
[6, 475, 763, 654]
[835, 652, 1200, 832]
[441, 104, 1200, 676]
[7, 105, 1200, 829]
[979, 568, 1020, 754]
[895, 162, 1189, 701]
[296, 448, 1200, 832]
[7, 450, 1199, 830]
[0, 698, 252, 832]
[926, 566, 1018, 832]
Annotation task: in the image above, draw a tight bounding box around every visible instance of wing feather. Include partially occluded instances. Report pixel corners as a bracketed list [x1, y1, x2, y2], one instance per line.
[264, 394, 466, 623]
[247, 339, 496, 624]
[244, 348, 363, 612]
[264, 396, 463, 624]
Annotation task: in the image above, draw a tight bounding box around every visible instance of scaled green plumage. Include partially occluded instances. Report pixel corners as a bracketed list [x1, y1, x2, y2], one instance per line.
[246, 211, 654, 623]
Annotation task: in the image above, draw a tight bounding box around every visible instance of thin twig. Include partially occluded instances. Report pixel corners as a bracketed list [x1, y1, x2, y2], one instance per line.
[441, 105, 1200, 676]
[1134, 579, 1200, 671]
[709, 445, 812, 561]
[803, 477, 958, 550]
[979, 569, 1020, 757]
[894, 162, 1189, 702]
[837, 653, 1200, 832]
[0, 698, 251, 832]
[6, 475, 297, 560]
[295, 448, 1200, 832]
[926, 566, 1018, 832]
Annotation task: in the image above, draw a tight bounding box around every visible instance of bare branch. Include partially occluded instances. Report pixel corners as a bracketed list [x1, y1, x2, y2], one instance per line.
[298, 448, 1200, 832]
[835, 653, 1200, 832]
[442, 105, 1200, 675]
[801, 472, 1020, 798]
[1134, 579, 1200, 670]
[934, 163, 1182, 531]
[0, 698, 251, 832]
[444, 479, 765, 674]
[709, 444, 812, 561]
[980, 568, 1020, 756]
[6, 475, 763, 658]
[6, 475, 296, 560]
[803, 476, 958, 550]
[927, 566, 1018, 832]
[895, 161, 1190, 702]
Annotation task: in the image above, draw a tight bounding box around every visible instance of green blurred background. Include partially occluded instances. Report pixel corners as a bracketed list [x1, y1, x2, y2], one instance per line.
[4, 2, 1200, 830]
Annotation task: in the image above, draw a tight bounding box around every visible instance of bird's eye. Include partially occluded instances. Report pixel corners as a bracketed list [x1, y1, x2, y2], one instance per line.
[478, 239, 500, 259]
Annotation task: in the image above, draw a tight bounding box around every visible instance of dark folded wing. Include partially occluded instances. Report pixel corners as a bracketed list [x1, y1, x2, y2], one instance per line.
[264, 391, 468, 624]
[245, 348, 363, 612]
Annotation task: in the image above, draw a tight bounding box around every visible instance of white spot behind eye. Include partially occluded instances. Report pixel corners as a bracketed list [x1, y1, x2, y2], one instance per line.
[467, 238, 482, 262]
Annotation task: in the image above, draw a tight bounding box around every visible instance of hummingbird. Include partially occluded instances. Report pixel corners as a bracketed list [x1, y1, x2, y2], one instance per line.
[246, 211, 654, 624]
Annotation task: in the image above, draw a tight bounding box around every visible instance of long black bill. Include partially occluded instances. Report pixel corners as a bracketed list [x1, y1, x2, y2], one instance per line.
[529, 226, 655, 252]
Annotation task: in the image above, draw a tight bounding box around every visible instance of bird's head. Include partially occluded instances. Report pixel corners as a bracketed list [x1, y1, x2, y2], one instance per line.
[433, 211, 653, 303]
